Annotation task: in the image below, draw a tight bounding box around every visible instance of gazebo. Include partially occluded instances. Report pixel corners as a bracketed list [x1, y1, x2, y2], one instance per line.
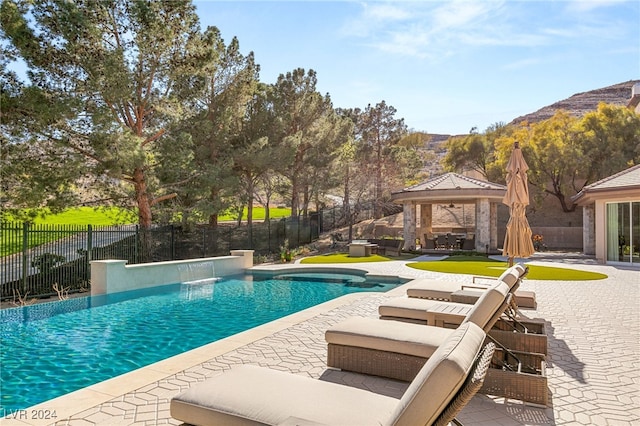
[391, 172, 507, 252]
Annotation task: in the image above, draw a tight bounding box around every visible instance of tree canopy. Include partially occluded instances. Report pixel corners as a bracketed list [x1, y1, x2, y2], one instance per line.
[1, 0, 204, 227]
[443, 105, 640, 212]
[1, 0, 412, 230]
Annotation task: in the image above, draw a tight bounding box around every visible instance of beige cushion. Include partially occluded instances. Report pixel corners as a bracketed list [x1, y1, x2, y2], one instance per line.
[381, 279, 509, 328]
[406, 264, 527, 301]
[325, 316, 454, 358]
[379, 297, 472, 323]
[406, 279, 459, 300]
[498, 265, 522, 289]
[379, 297, 440, 321]
[391, 322, 485, 426]
[171, 323, 486, 426]
[462, 282, 510, 330]
[171, 364, 397, 426]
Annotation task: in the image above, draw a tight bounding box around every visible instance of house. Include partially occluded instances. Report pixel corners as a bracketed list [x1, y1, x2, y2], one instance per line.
[572, 164, 640, 266]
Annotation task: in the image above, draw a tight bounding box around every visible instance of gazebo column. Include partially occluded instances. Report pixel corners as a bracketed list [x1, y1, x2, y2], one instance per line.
[419, 203, 433, 246]
[475, 198, 492, 253]
[402, 202, 416, 251]
[490, 202, 498, 251]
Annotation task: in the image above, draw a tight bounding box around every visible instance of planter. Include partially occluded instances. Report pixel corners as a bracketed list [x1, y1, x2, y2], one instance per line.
[480, 349, 548, 406]
[490, 318, 547, 355]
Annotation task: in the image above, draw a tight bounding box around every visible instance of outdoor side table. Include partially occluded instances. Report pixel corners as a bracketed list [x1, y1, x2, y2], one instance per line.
[349, 243, 375, 257]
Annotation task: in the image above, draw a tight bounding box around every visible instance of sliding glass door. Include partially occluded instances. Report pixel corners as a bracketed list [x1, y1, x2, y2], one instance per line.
[606, 201, 640, 265]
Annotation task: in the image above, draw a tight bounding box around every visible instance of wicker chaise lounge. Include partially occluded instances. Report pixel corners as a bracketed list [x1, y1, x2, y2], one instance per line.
[325, 280, 511, 381]
[170, 323, 495, 426]
[378, 265, 525, 326]
[406, 264, 536, 308]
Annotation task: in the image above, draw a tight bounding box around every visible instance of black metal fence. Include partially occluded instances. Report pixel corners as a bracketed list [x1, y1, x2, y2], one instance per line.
[0, 201, 405, 302]
[318, 201, 401, 232]
[0, 214, 323, 301]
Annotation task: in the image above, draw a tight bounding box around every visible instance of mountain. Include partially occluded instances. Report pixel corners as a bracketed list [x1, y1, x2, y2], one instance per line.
[508, 80, 640, 126]
[418, 79, 639, 178]
[422, 79, 638, 144]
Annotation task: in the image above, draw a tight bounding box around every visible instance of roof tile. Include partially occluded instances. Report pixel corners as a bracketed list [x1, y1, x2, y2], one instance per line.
[403, 173, 506, 192]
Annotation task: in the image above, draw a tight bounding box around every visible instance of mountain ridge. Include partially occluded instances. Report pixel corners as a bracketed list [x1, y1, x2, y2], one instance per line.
[508, 79, 639, 126]
[426, 79, 639, 139]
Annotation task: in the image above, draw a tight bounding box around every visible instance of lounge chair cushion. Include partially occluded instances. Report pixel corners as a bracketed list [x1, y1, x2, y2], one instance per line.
[171, 323, 485, 426]
[391, 322, 485, 426]
[325, 316, 454, 358]
[380, 282, 509, 328]
[496, 264, 526, 288]
[462, 282, 510, 329]
[406, 278, 461, 300]
[379, 297, 469, 323]
[170, 364, 397, 426]
[406, 264, 526, 301]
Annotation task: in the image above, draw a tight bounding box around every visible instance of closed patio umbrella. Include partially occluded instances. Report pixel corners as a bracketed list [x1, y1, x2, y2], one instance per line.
[502, 142, 535, 266]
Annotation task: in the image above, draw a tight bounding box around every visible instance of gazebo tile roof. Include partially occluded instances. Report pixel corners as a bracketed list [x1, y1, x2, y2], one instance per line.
[402, 172, 506, 192]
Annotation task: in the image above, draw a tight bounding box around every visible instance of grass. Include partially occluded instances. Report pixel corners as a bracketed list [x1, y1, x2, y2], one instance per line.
[301, 253, 608, 280]
[218, 206, 291, 221]
[300, 253, 394, 263]
[408, 259, 607, 280]
[3, 207, 137, 226]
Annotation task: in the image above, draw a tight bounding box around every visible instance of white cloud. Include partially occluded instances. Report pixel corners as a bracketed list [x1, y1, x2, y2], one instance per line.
[565, 0, 629, 13]
[342, 1, 556, 59]
[341, 0, 636, 60]
[430, 0, 502, 32]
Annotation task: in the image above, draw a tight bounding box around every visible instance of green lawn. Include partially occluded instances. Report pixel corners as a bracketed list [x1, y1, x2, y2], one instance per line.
[300, 253, 395, 263]
[2, 207, 137, 226]
[218, 206, 291, 221]
[407, 258, 607, 280]
[301, 253, 608, 280]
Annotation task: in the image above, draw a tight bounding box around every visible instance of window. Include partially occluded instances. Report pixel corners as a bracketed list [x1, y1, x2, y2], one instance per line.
[606, 202, 640, 264]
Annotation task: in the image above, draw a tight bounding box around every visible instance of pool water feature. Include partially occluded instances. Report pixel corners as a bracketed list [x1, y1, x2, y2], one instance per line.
[0, 273, 399, 412]
[177, 261, 218, 284]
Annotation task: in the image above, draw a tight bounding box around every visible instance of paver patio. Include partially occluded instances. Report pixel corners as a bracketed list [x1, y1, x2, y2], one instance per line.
[3, 253, 638, 426]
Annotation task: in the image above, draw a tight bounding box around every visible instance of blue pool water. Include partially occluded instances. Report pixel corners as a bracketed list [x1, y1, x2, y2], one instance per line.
[0, 273, 399, 411]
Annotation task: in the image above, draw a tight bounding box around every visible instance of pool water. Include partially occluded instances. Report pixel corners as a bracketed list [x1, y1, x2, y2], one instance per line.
[0, 273, 399, 411]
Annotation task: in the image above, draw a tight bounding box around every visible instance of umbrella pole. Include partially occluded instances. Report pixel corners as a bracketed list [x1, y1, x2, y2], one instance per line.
[508, 256, 514, 267]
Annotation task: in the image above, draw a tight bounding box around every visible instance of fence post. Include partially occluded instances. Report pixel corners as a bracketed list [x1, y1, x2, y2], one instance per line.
[87, 224, 93, 261]
[134, 225, 139, 263]
[21, 222, 29, 292]
[171, 225, 176, 260]
[202, 227, 206, 258]
[87, 224, 93, 281]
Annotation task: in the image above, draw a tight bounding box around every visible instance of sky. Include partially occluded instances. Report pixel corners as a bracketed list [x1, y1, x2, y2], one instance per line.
[193, 0, 639, 135]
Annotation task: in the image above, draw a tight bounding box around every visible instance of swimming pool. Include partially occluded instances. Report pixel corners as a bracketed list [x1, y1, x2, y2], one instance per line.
[0, 272, 399, 411]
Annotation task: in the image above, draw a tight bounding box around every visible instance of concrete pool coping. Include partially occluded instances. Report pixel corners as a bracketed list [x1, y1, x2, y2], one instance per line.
[3, 275, 408, 426]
